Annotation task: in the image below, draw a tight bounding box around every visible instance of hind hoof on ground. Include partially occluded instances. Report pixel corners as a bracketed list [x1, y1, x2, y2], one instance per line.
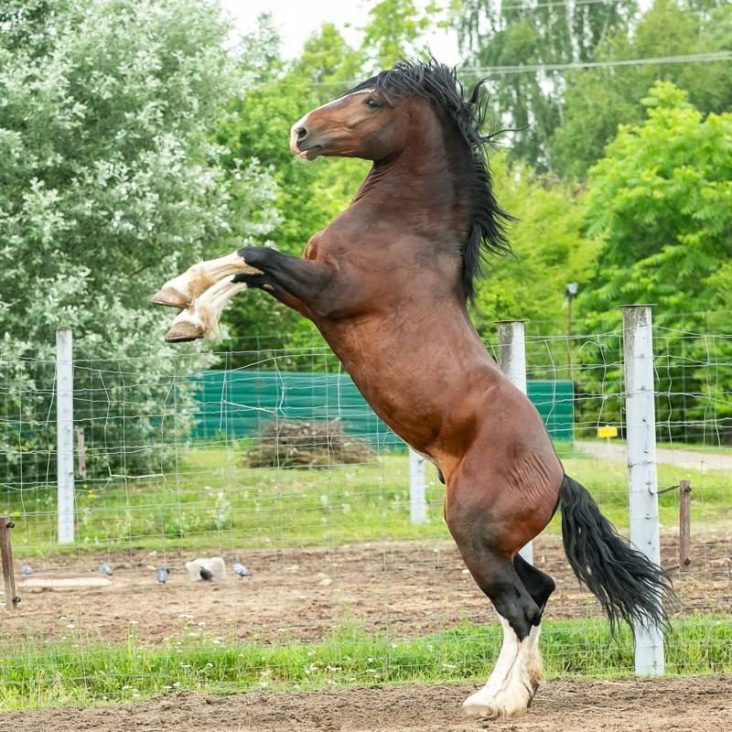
[462, 697, 528, 720]
[150, 285, 192, 309]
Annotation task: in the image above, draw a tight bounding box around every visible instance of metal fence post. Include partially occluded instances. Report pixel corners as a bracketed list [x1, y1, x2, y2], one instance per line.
[56, 328, 75, 545]
[496, 320, 532, 565]
[409, 448, 427, 524]
[622, 305, 664, 675]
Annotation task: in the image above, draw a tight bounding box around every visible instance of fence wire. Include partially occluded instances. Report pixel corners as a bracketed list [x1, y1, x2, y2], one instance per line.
[0, 327, 730, 707]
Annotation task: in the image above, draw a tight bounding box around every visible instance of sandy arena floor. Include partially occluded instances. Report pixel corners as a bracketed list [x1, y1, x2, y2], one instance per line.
[2, 534, 730, 647]
[3, 676, 731, 732]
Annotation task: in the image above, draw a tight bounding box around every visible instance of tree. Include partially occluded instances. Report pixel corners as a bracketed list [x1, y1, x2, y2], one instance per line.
[294, 22, 364, 85]
[576, 82, 732, 440]
[0, 0, 279, 482]
[551, 0, 732, 178]
[361, 0, 440, 70]
[472, 153, 598, 341]
[456, 0, 638, 168]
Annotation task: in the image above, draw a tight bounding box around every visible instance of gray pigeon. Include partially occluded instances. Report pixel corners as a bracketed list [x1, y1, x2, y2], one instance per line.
[157, 566, 170, 584]
[233, 558, 250, 577]
[98, 562, 113, 576]
[199, 567, 214, 581]
[20, 561, 32, 576]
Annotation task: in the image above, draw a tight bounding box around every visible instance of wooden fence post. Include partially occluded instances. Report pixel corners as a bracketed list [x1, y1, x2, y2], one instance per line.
[0, 517, 20, 610]
[679, 479, 692, 571]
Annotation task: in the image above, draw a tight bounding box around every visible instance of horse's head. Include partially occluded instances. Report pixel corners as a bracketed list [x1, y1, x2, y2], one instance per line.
[291, 60, 512, 302]
[290, 86, 410, 162]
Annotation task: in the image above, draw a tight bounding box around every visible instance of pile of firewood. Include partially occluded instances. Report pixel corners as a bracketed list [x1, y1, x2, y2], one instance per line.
[247, 419, 376, 468]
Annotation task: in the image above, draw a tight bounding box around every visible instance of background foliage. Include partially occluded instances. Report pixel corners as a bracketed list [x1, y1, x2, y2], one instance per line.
[2, 0, 730, 465]
[0, 0, 278, 479]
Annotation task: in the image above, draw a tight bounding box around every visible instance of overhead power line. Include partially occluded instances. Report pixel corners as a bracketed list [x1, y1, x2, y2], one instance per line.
[296, 51, 732, 88]
[493, 0, 637, 11]
[460, 51, 732, 76]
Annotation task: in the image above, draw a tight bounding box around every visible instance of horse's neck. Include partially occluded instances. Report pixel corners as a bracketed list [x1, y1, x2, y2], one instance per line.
[354, 150, 449, 211]
[351, 124, 470, 240]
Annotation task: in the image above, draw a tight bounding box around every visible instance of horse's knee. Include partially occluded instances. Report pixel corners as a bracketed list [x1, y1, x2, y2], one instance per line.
[490, 586, 540, 640]
[456, 549, 540, 640]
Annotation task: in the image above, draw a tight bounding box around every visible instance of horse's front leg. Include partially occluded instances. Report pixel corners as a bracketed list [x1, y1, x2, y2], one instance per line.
[161, 247, 334, 342]
[151, 251, 262, 309]
[233, 246, 336, 313]
[164, 276, 249, 342]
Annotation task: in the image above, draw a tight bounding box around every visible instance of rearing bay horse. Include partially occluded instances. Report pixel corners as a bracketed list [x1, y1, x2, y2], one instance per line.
[152, 60, 672, 718]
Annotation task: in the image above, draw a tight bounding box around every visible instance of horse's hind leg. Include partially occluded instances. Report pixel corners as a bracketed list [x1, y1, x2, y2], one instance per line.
[447, 513, 555, 718]
[511, 555, 555, 699]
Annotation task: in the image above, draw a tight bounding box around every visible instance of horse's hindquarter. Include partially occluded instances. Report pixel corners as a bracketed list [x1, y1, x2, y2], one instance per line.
[448, 382, 564, 548]
[318, 304, 562, 512]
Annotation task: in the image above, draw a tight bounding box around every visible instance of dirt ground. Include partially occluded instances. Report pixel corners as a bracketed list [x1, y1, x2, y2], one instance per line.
[3, 675, 731, 732]
[3, 534, 730, 646]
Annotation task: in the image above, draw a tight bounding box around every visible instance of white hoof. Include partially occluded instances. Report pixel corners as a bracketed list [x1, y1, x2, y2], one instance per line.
[462, 683, 534, 719]
[165, 311, 206, 342]
[163, 278, 249, 343]
[463, 621, 543, 719]
[152, 264, 216, 309]
[150, 283, 193, 309]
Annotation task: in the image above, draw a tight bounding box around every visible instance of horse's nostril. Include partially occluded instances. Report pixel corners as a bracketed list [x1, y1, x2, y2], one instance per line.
[296, 126, 308, 142]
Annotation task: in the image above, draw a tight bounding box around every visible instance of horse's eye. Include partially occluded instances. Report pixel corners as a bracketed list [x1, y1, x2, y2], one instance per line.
[365, 98, 380, 109]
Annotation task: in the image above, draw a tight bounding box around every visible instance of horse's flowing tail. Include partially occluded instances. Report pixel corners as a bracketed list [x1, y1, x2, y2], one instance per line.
[559, 474, 675, 634]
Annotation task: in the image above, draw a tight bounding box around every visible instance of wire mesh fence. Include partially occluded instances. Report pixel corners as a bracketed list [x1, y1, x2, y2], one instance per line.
[0, 324, 730, 708]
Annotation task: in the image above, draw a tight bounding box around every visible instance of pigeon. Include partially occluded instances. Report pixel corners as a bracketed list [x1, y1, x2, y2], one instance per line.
[98, 562, 113, 576]
[157, 566, 170, 584]
[20, 561, 32, 576]
[199, 567, 214, 581]
[233, 557, 250, 578]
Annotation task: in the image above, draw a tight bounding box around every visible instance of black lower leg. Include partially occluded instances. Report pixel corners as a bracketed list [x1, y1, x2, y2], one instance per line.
[513, 554, 555, 618]
[458, 548, 541, 641]
[236, 247, 334, 309]
[231, 273, 310, 316]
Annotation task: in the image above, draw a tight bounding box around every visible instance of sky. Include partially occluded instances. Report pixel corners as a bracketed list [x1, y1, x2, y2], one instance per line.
[219, 0, 460, 64]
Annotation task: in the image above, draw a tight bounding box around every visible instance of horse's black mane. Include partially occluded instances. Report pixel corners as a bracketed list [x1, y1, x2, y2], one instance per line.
[346, 59, 512, 303]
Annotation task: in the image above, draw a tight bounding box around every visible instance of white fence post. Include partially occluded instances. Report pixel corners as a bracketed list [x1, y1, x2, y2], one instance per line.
[409, 448, 427, 524]
[496, 320, 532, 565]
[56, 328, 75, 545]
[622, 305, 664, 676]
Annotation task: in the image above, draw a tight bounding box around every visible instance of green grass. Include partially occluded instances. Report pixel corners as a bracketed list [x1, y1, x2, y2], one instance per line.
[1, 616, 730, 711]
[4, 442, 730, 557]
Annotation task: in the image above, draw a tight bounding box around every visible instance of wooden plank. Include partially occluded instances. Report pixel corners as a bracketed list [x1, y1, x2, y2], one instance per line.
[0, 516, 20, 610]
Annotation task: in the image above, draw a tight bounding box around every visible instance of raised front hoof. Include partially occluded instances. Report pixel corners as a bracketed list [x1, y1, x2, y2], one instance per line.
[165, 320, 205, 343]
[150, 286, 192, 309]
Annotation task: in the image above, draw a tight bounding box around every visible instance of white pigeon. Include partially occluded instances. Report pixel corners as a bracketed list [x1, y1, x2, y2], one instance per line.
[233, 557, 251, 577]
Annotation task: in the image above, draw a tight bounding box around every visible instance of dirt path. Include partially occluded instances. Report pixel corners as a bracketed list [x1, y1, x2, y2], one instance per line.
[3, 676, 730, 731]
[3, 535, 730, 647]
[576, 440, 732, 471]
